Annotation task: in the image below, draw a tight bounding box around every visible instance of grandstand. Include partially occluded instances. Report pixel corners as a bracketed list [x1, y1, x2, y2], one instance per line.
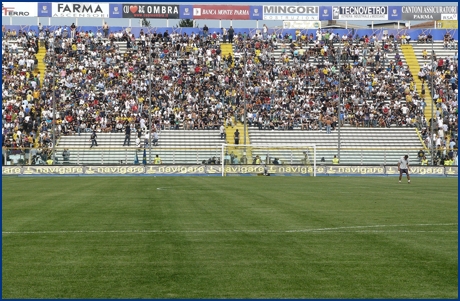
[2, 26, 457, 167]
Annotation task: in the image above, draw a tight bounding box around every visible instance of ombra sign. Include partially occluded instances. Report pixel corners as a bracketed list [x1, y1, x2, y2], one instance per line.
[51, 3, 110, 18]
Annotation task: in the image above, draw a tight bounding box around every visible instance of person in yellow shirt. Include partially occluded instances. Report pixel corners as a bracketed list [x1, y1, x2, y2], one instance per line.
[154, 154, 162, 164]
[421, 156, 428, 165]
[332, 155, 339, 164]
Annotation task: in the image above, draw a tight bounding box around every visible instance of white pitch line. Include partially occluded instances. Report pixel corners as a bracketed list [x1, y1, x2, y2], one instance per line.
[2, 223, 457, 235]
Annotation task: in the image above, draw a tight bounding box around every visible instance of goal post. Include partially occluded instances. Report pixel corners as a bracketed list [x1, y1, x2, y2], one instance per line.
[221, 144, 317, 177]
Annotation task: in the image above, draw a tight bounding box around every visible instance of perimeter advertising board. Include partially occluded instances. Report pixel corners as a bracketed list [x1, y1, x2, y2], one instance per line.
[2, 2, 37, 17]
[122, 4, 179, 19]
[3, 165, 456, 176]
[402, 6, 457, 20]
[332, 6, 388, 20]
[51, 3, 110, 18]
[263, 5, 319, 21]
[109, 4, 123, 18]
[192, 5, 250, 20]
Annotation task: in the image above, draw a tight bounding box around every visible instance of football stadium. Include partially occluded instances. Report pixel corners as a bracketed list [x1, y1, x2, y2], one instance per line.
[2, 2, 458, 298]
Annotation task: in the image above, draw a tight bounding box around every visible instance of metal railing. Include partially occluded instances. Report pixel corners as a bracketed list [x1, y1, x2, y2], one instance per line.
[2, 146, 455, 166]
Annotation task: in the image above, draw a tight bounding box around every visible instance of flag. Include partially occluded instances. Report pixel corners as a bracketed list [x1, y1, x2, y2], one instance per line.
[142, 148, 147, 165]
[134, 151, 139, 164]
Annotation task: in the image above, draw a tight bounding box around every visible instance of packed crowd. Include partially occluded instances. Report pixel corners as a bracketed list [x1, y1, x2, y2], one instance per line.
[1, 26, 458, 163]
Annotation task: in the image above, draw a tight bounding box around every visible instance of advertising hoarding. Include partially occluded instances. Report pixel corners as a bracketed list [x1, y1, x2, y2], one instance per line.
[122, 4, 179, 19]
[402, 6, 457, 20]
[332, 6, 388, 20]
[51, 3, 110, 18]
[263, 5, 319, 21]
[192, 5, 250, 20]
[3, 2, 37, 17]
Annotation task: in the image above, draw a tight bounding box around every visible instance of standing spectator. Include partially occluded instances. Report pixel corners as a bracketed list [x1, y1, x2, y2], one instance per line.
[228, 26, 235, 43]
[398, 155, 411, 184]
[203, 24, 209, 36]
[90, 130, 98, 148]
[103, 22, 109, 38]
[62, 149, 70, 164]
[263, 24, 268, 41]
[70, 22, 76, 39]
[152, 130, 159, 146]
[234, 129, 240, 145]
[123, 124, 131, 146]
[220, 124, 225, 139]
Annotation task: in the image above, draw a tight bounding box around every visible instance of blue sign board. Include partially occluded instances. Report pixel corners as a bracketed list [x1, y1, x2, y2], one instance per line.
[109, 4, 122, 18]
[319, 6, 332, 21]
[179, 5, 193, 19]
[37, 2, 52, 17]
[250, 6, 263, 20]
[388, 6, 402, 21]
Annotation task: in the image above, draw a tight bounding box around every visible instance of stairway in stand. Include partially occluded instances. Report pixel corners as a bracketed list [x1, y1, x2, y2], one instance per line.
[220, 42, 234, 67]
[400, 44, 434, 122]
[224, 118, 252, 164]
[35, 45, 47, 87]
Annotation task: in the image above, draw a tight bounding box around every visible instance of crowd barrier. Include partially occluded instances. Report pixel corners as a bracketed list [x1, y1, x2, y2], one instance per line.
[2, 25, 458, 40]
[2, 165, 457, 177]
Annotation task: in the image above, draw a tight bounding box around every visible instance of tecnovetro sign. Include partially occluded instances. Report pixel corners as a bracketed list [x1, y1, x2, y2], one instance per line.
[2, 2, 38, 17]
[332, 6, 388, 20]
[51, 3, 110, 18]
[263, 5, 319, 21]
[401, 6, 458, 20]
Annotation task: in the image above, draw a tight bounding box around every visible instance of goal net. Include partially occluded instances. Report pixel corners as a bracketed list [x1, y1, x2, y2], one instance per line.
[221, 144, 316, 176]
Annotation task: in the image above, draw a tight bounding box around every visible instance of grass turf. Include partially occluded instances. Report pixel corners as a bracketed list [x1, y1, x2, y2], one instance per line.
[2, 176, 458, 298]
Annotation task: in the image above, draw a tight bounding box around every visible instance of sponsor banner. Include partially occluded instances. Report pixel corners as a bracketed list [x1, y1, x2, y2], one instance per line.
[385, 166, 445, 176]
[52, 3, 109, 18]
[179, 5, 193, 19]
[263, 5, 319, 21]
[22, 166, 85, 175]
[444, 166, 458, 176]
[109, 4, 123, 19]
[122, 4, 179, 19]
[250, 6, 263, 20]
[2, 165, 457, 176]
[283, 21, 321, 29]
[402, 6, 458, 20]
[325, 165, 385, 175]
[37, 2, 52, 17]
[192, 5, 250, 20]
[145, 165, 210, 175]
[319, 6, 332, 21]
[2, 166, 22, 175]
[2, 2, 37, 17]
[437, 20, 458, 29]
[85, 166, 146, 175]
[387, 6, 402, 21]
[332, 6, 388, 20]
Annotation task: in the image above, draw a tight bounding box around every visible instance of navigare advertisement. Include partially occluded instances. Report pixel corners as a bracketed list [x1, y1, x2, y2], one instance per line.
[263, 5, 319, 21]
[332, 6, 388, 20]
[51, 3, 110, 18]
[192, 5, 250, 20]
[2, 2, 37, 17]
[3, 165, 456, 176]
[402, 6, 457, 20]
[122, 4, 179, 19]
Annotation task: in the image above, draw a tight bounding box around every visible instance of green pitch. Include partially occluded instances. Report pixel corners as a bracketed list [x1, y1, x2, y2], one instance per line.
[2, 176, 458, 298]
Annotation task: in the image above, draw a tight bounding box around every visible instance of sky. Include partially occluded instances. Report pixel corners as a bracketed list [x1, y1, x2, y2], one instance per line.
[2, 2, 458, 28]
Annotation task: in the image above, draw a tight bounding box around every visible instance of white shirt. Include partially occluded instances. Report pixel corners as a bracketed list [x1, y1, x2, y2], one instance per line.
[398, 157, 409, 169]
